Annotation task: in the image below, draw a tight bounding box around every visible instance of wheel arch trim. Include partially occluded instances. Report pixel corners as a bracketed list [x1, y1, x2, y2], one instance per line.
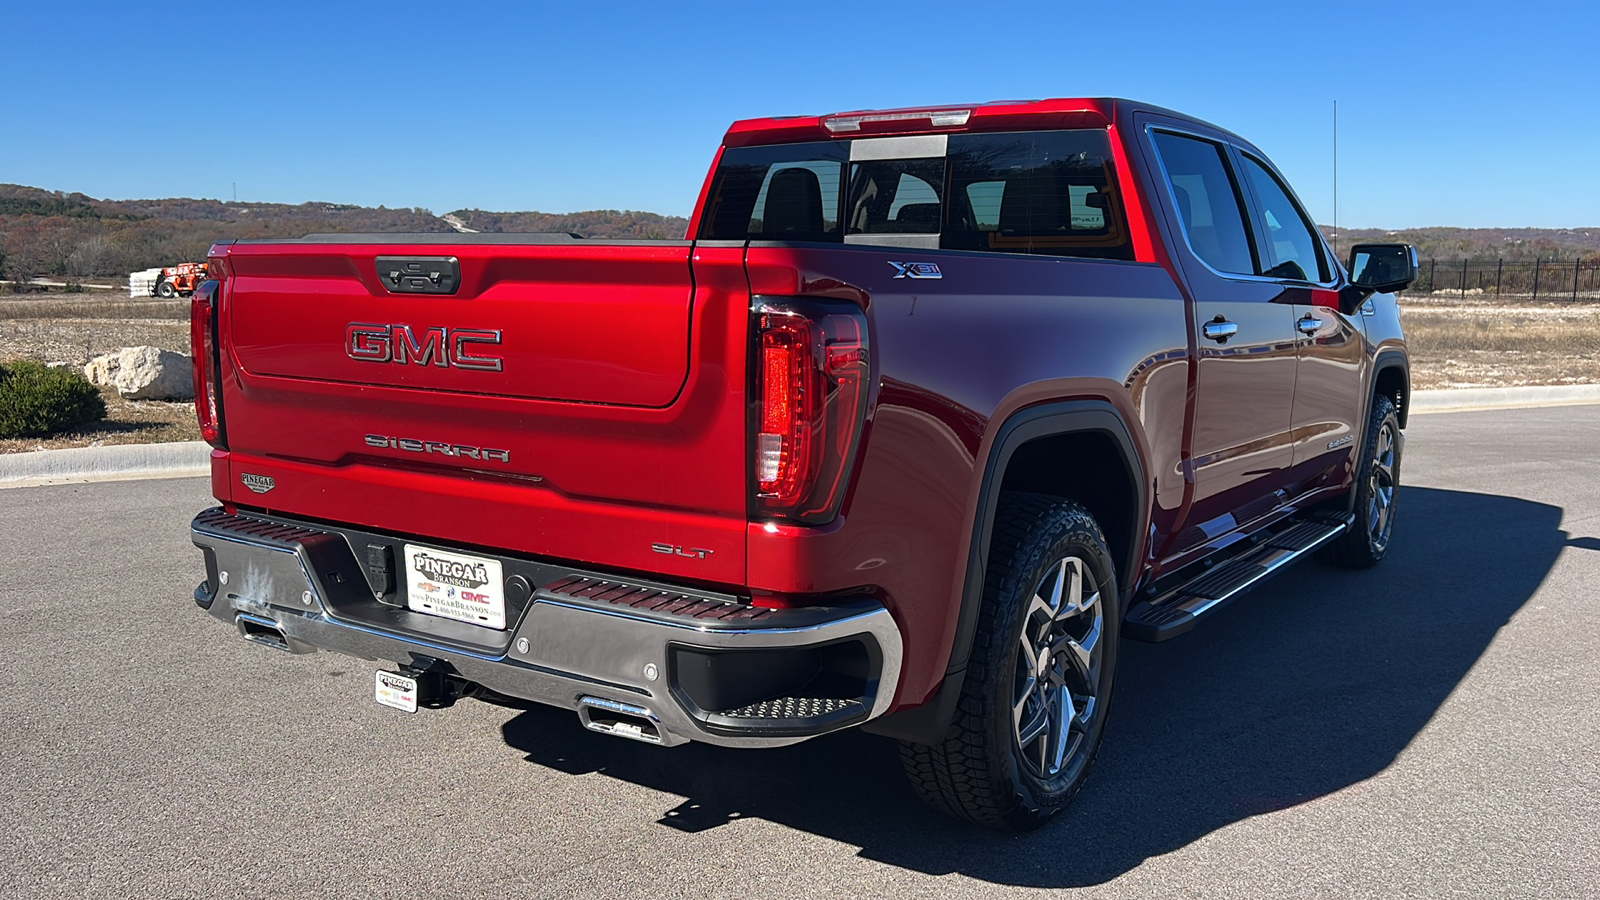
[1371, 349, 1410, 427]
[865, 399, 1148, 744]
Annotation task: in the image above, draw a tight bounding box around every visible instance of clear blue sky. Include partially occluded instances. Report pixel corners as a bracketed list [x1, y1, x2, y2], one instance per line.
[4, 0, 1595, 228]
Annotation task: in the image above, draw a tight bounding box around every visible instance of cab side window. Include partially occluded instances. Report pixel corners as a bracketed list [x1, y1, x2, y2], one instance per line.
[1150, 132, 1257, 276]
[1239, 154, 1328, 283]
[700, 141, 846, 242]
[942, 130, 1132, 260]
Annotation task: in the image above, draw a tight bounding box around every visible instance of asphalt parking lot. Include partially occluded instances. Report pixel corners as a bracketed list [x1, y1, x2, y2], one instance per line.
[3, 405, 1598, 899]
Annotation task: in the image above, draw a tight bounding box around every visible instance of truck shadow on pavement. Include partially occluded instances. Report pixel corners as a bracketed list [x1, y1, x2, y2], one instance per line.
[500, 485, 1565, 887]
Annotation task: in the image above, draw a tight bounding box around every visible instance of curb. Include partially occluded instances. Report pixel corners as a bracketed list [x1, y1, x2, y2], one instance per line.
[1410, 384, 1600, 414]
[0, 441, 210, 489]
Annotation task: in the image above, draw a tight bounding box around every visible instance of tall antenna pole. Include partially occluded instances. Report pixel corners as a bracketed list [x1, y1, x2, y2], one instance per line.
[232, 182, 237, 203]
[1333, 100, 1339, 257]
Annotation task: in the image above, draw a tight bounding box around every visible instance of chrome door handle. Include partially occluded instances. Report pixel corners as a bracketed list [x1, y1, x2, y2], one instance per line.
[1202, 318, 1238, 343]
[1296, 315, 1324, 336]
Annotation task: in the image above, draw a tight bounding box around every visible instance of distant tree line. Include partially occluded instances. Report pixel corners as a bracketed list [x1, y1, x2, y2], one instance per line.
[0, 184, 449, 285]
[448, 209, 690, 240]
[0, 184, 691, 287]
[1323, 225, 1600, 263]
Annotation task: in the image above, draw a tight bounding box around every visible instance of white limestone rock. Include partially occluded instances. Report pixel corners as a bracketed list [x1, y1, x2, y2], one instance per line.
[83, 346, 194, 401]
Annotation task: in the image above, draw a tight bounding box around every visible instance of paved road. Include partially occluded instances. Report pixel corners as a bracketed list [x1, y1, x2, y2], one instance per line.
[3, 406, 1598, 899]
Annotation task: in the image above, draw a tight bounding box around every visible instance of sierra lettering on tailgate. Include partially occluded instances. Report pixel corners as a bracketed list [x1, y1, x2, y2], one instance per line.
[364, 434, 512, 463]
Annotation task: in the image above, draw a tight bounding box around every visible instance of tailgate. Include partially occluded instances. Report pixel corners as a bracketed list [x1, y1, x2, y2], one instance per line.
[212, 238, 752, 585]
[229, 241, 693, 407]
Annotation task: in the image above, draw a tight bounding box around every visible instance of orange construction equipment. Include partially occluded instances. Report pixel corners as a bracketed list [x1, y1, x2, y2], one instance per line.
[154, 262, 208, 297]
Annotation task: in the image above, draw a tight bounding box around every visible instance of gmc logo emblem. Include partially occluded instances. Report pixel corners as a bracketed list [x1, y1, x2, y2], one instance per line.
[346, 323, 504, 371]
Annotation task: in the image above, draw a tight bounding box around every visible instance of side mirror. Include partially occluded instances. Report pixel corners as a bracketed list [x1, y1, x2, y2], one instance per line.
[1348, 243, 1419, 295]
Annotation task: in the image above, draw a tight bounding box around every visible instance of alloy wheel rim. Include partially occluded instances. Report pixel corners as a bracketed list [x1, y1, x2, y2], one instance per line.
[1367, 421, 1398, 552]
[1013, 556, 1103, 780]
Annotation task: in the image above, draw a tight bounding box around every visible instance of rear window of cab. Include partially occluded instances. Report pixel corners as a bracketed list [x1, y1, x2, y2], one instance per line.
[700, 129, 1132, 261]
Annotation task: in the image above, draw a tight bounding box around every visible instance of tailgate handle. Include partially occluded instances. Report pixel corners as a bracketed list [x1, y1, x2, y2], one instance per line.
[376, 256, 460, 295]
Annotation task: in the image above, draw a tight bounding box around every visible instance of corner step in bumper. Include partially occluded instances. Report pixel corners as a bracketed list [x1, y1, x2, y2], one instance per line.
[1124, 514, 1352, 642]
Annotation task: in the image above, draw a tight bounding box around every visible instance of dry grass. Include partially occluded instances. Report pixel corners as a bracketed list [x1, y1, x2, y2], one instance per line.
[0, 385, 199, 453]
[0, 297, 186, 320]
[1402, 293, 1600, 389]
[0, 318, 189, 370]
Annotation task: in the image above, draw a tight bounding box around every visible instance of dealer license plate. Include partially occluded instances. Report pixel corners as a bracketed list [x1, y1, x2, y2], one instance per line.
[401, 543, 506, 630]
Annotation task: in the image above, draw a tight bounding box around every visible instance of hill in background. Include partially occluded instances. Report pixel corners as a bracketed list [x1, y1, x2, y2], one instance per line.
[1, 182, 1592, 286]
[0, 184, 689, 284]
[446, 208, 689, 240]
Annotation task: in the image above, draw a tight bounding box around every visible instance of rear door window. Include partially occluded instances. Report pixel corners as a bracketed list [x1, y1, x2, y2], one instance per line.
[1238, 154, 1329, 283]
[1149, 131, 1258, 276]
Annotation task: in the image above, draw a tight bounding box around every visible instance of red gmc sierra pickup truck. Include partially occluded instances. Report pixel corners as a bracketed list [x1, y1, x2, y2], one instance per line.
[189, 97, 1415, 830]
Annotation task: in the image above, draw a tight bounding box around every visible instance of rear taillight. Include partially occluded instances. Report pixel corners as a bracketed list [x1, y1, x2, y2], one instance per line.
[190, 275, 226, 449]
[753, 298, 870, 524]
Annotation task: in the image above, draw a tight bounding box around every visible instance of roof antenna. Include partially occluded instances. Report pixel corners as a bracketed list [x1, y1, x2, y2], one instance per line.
[1332, 99, 1339, 258]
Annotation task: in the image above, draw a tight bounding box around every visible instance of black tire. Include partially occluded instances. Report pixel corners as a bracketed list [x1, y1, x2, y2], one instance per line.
[899, 492, 1119, 831]
[1317, 393, 1402, 569]
[155, 280, 176, 298]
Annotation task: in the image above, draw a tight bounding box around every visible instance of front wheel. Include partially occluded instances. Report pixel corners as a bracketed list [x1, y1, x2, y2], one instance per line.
[899, 492, 1119, 831]
[1318, 393, 1402, 569]
[155, 280, 176, 298]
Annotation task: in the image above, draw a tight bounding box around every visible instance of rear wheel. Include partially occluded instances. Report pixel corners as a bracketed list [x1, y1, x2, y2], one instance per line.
[899, 492, 1119, 831]
[1317, 393, 1401, 569]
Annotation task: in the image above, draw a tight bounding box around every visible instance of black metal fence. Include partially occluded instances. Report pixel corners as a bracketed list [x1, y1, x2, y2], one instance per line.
[1409, 257, 1600, 300]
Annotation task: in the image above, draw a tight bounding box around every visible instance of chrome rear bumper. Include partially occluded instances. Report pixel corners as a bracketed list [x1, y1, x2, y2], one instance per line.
[191, 508, 902, 748]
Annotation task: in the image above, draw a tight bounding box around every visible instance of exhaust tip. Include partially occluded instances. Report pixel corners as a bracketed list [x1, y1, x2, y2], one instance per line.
[235, 613, 305, 654]
[577, 696, 667, 745]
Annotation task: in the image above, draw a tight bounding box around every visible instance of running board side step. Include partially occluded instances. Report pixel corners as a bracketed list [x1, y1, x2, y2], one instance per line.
[1123, 514, 1353, 642]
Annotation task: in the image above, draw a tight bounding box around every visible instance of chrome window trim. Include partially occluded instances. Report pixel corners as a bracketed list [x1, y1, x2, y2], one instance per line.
[843, 233, 941, 248]
[1144, 123, 1341, 291]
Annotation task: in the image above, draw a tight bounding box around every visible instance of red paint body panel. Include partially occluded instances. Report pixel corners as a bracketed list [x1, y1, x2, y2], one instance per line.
[723, 98, 1116, 147]
[210, 241, 752, 584]
[741, 243, 1187, 705]
[227, 243, 695, 408]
